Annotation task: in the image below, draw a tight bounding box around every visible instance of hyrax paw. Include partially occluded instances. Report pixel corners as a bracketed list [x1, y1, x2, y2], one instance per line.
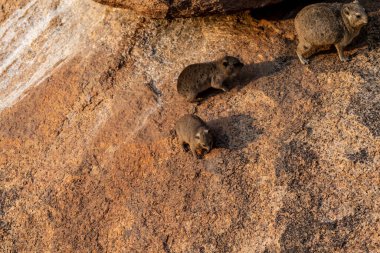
[193, 151, 203, 159]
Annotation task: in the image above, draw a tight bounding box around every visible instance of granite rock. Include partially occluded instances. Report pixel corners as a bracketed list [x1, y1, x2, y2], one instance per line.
[0, 0, 380, 252]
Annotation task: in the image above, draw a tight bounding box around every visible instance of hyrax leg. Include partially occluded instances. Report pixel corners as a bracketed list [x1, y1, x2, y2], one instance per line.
[335, 44, 348, 62]
[186, 93, 201, 103]
[211, 76, 228, 91]
[296, 41, 312, 65]
[188, 97, 203, 104]
[190, 144, 202, 159]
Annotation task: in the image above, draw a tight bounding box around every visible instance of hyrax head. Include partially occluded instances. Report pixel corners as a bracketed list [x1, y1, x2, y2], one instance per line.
[219, 56, 244, 78]
[342, 0, 368, 29]
[194, 127, 213, 155]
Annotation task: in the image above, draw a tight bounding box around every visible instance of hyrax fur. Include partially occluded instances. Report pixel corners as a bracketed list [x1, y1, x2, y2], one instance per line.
[177, 56, 244, 102]
[175, 114, 213, 159]
[295, 0, 368, 64]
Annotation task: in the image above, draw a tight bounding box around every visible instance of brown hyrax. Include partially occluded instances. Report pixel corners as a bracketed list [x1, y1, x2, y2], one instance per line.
[175, 114, 213, 159]
[295, 0, 368, 64]
[177, 56, 244, 102]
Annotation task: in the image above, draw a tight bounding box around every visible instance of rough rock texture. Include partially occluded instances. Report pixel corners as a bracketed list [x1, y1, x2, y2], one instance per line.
[1, 0, 380, 252]
[91, 0, 169, 18]
[91, 0, 283, 18]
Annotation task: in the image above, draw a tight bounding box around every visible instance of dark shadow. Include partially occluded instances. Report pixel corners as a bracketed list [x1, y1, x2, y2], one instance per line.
[195, 87, 224, 102]
[366, 14, 380, 51]
[251, 0, 379, 20]
[208, 114, 264, 150]
[226, 56, 293, 90]
[250, 0, 322, 20]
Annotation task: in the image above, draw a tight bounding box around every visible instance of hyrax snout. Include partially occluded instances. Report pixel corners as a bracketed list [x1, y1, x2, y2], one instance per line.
[177, 56, 244, 102]
[295, 0, 368, 64]
[175, 114, 213, 159]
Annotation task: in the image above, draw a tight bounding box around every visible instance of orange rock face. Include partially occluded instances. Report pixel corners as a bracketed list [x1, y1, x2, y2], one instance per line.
[1, 0, 380, 252]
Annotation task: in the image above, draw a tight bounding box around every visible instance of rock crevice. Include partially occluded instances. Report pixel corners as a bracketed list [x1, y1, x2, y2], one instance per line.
[92, 0, 283, 18]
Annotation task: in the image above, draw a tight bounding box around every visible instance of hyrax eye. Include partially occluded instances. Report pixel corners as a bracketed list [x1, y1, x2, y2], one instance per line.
[223, 61, 229, 67]
[356, 14, 362, 18]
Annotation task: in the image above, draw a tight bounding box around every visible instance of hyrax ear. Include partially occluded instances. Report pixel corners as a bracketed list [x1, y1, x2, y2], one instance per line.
[353, 0, 359, 4]
[204, 129, 209, 134]
[343, 6, 351, 16]
[195, 132, 201, 139]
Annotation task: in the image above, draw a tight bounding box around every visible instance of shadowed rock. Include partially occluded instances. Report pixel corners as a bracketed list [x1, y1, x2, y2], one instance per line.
[92, 0, 284, 18]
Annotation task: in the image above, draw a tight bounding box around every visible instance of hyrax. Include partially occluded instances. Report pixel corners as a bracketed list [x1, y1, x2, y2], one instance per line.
[295, 0, 368, 64]
[175, 114, 213, 159]
[177, 56, 244, 102]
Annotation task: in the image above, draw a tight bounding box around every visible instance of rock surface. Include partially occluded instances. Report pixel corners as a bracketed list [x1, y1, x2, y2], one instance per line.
[92, 0, 283, 18]
[1, 0, 380, 252]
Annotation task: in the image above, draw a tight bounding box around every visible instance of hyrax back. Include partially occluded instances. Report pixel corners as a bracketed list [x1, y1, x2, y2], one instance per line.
[177, 56, 244, 102]
[175, 114, 213, 159]
[295, 0, 368, 64]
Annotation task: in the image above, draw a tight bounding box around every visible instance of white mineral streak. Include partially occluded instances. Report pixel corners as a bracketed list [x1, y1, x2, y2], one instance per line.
[0, 0, 106, 111]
